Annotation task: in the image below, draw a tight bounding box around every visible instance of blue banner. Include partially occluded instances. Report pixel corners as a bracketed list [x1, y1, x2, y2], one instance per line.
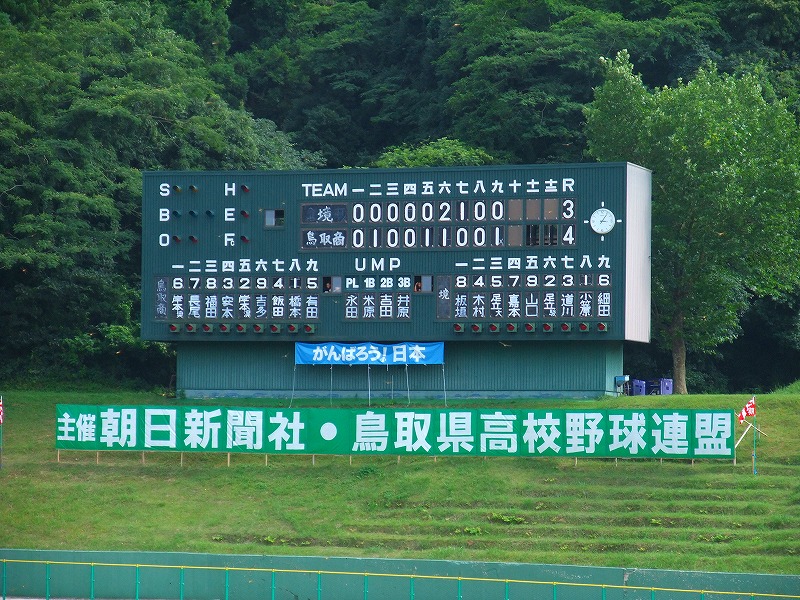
[295, 342, 444, 365]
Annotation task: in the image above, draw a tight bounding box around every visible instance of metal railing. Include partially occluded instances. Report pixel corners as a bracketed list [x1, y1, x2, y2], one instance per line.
[2, 558, 798, 600]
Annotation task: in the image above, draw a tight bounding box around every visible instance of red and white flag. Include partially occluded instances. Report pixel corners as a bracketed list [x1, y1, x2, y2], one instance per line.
[738, 396, 756, 424]
[0, 396, 4, 425]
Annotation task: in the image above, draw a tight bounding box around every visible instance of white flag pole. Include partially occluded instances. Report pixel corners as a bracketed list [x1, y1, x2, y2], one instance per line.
[734, 422, 752, 449]
[753, 412, 758, 476]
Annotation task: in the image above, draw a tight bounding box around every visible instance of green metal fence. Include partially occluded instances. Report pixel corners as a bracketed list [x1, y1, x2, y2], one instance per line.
[2, 558, 799, 600]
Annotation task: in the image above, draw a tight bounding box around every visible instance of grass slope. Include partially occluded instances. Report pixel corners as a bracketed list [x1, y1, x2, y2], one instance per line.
[0, 390, 798, 574]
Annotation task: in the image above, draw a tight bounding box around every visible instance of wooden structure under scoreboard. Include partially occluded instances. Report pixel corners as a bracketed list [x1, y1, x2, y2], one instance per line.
[142, 163, 651, 398]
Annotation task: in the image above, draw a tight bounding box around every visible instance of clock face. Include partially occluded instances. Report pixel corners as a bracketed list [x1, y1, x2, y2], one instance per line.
[590, 207, 616, 234]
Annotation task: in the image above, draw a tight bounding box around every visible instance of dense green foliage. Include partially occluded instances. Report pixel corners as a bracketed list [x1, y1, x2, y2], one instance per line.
[0, 0, 317, 385]
[585, 51, 800, 393]
[373, 137, 495, 168]
[1, 0, 800, 391]
[1, 390, 798, 574]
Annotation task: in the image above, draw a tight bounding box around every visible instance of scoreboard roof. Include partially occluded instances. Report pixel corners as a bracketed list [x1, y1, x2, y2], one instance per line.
[141, 163, 651, 343]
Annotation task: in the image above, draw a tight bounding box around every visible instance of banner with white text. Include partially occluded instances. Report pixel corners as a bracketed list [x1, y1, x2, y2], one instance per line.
[55, 406, 734, 459]
[294, 342, 444, 365]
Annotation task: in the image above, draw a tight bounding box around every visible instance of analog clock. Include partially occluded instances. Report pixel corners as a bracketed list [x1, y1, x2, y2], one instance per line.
[589, 207, 616, 234]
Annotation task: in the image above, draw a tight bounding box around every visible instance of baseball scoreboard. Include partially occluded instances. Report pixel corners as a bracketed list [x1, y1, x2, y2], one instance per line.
[142, 163, 651, 343]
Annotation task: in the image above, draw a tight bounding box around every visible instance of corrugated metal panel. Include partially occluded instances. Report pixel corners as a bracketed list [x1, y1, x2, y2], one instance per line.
[178, 341, 623, 399]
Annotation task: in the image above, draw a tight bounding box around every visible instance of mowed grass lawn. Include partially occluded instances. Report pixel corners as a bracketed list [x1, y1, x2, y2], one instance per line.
[0, 389, 798, 575]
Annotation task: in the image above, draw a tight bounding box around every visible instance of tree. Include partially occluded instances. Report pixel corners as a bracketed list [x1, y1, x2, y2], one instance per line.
[372, 137, 494, 168]
[226, 0, 465, 167]
[716, 294, 800, 392]
[0, 0, 315, 383]
[227, 0, 383, 166]
[584, 50, 800, 393]
[442, 0, 726, 164]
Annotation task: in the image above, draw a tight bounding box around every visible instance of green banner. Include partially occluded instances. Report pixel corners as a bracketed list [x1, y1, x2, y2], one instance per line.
[55, 405, 734, 459]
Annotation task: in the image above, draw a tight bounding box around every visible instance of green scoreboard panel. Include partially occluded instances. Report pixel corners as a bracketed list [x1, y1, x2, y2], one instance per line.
[142, 164, 651, 343]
